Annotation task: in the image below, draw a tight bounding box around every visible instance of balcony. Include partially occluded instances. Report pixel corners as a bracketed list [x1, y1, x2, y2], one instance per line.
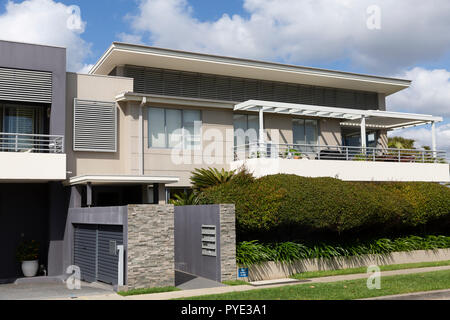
[0, 132, 66, 181]
[231, 143, 450, 182]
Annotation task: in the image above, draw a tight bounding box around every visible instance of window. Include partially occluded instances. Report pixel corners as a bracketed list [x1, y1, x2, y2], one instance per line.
[293, 119, 318, 152]
[148, 107, 202, 149]
[0, 103, 45, 151]
[0, 103, 44, 134]
[233, 114, 259, 148]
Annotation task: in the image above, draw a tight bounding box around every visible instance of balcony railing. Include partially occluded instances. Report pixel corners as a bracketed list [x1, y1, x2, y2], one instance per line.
[0, 132, 64, 154]
[234, 142, 447, 164]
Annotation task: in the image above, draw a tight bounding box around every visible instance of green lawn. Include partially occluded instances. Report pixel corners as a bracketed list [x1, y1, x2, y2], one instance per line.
[118, 286, 180, 296]
[178, 269, 450, 300]
[291, 260, 450, 280]
[222, 280, 251, 286]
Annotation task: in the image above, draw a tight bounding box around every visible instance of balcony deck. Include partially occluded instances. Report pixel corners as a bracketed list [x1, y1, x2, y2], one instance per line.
[231, 143, 449, 182]
[0, 132, 66, 181]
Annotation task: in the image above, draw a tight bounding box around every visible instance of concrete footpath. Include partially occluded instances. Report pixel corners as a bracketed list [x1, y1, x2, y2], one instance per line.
[70, 265, 450, 300]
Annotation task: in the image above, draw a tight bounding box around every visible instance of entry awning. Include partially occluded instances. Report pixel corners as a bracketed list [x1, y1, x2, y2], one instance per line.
[67, 175, 179, 186]
[234, 100, 443, 130]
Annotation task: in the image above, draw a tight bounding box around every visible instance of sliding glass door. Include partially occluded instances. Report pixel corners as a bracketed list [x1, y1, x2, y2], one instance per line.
[0, 103, 44, 151]
[293, 119, 318, 152]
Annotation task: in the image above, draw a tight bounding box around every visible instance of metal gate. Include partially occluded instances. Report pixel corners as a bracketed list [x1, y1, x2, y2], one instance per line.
[73, 224, 123, 285]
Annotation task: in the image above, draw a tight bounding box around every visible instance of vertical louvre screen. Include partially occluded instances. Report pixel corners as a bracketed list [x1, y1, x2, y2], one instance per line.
[0, 67, 52, 104]
[123, 65, 379, 110]
[74, 99, 117, 152]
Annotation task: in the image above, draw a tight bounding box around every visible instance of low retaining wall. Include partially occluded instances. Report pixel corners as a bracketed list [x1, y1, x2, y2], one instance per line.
[243, 249, 450, 281]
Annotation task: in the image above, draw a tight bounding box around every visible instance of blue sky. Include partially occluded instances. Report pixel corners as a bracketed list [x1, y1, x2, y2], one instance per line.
[0, 0, 449, 152]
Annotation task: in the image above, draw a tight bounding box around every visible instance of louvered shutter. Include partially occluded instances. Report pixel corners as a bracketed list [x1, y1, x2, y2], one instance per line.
[73, 99, 117, 152]
[0, 67, 52, 104]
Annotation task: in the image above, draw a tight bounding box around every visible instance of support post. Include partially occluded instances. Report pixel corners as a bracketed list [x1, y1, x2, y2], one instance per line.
[86, 182, 92, 207]
[259, 107, 265, 154]
[431, 121, 437, 160]
[158, 183, 166, 204]
[360, 116, 367, 155]
[139, 97, 147, 176]
[117, 245, 124, 287]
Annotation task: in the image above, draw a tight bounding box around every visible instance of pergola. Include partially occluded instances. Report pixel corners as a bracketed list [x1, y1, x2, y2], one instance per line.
[234, 100, 443, 151]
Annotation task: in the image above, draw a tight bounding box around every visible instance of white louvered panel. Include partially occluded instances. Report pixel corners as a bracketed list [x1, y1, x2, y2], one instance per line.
[73, 99, 117, 152]
[0, 67, 52, 104]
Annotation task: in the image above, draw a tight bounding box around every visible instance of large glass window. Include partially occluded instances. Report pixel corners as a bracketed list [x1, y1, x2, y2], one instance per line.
[0, 103, 45, 151]
[233, 114, 259, 148]
[293, 119, 318, 152]
[148, 107, 202, 149]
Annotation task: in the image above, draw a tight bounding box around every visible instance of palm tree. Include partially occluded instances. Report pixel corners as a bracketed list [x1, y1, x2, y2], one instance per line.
[190, 167, 236, 192]
[169, 192, 200, 206]
[388, 136, 415, 149]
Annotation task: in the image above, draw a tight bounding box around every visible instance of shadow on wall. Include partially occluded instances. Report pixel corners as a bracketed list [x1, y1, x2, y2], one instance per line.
[247, 249, 450, 281]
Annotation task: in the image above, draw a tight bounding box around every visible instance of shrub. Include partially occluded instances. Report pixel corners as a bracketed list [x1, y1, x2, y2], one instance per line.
[199, 174, 450, 239]
[237, 235, 450, 265]
[16, 240, 39, 262]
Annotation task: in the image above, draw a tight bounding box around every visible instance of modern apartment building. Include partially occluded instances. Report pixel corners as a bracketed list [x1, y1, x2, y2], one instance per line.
[0, 40, 448, 284]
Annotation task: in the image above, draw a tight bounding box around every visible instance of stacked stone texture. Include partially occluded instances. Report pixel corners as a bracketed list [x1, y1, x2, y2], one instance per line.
[220, 204, 237, 281]
[126, 204, 175, 290]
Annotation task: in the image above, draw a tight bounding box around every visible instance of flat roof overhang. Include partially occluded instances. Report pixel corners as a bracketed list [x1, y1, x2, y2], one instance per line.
[235, 100, 443, 131]
[116, 92, 236, 109]
[91, 42, 411, 96]
[67, 175, 180, 186]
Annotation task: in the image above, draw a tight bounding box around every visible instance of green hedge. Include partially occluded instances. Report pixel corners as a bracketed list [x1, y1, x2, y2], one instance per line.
[198, 174, 450, 239]
[236, 235, 450, 266]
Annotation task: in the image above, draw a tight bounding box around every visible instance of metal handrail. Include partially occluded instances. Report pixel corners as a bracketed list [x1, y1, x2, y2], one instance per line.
[0, 132, 65, 154]
[234, 142, 447, 164]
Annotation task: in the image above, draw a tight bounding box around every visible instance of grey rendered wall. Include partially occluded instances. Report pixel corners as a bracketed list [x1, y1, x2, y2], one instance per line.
[0, 40, 68, 276]
[0, 40, 66, 136]
[174, 204, 236, 282]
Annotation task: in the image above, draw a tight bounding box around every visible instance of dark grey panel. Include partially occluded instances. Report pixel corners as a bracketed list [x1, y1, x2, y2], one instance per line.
[174, 205, 221, 282]
[0, 184, 50, 280]
[73, 224, 97, 283]
[123, 65, 379, 110]
[97, 225, 123, 285]
[0, 40, 66, 136]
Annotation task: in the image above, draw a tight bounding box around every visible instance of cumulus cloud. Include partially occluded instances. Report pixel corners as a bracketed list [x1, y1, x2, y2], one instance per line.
[123, 0, 450, 73]
[0, 0, 92, 72]
[387, 67, 450, 118]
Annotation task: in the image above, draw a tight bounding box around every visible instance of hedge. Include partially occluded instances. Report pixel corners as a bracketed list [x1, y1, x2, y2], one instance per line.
[198, 174, 450, 240]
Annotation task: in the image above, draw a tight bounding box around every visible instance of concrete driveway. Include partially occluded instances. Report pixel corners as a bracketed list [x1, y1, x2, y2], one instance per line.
[0, 280, 115, 300]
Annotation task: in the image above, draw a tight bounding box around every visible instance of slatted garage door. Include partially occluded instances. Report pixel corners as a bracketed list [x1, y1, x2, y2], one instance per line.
[97, 225, 123, 284]
[74, 225, 97, 283]
[73, 224, 123, 285]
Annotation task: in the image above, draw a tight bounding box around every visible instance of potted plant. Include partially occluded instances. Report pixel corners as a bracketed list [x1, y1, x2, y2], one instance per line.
[284, 149, 303, 159]
[16, 240, 40, 277]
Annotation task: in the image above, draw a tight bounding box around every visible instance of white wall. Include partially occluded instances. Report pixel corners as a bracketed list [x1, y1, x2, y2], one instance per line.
[230, 158, 450, 182]
[0, 153, 66, 181]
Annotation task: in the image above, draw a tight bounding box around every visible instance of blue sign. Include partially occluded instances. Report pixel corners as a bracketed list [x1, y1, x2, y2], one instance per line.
[238, 268, 249, 278]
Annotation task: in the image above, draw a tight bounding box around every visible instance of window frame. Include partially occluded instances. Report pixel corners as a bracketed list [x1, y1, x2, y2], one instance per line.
[292, 118, 319, 147]
[147, 107, 202, 150]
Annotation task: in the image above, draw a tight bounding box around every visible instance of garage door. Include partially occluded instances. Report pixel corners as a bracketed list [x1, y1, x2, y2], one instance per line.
[73, 224, 123, 285]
